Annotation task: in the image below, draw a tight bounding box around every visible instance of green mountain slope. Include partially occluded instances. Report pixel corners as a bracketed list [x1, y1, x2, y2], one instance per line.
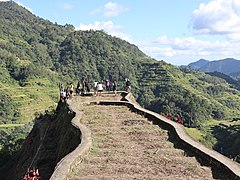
[0, 1, 239, 164]
[137, 62, 240, 122]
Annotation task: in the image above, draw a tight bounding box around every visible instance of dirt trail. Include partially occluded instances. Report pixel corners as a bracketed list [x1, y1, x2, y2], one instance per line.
[68, 94, 214, 180]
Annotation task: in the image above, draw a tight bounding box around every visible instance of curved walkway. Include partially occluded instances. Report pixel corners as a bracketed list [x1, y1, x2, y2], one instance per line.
[50, 92, 240, 179]
[50, 93, 122, 179]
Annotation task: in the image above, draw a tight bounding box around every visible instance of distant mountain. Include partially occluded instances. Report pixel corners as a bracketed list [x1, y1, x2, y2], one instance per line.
[188, 59, 209, 69]
[187, 58, 240, 79]
[229, 71, 240, 80]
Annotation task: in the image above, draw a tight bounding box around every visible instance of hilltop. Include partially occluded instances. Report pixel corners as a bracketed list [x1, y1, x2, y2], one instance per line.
[0, 1, 240, 167]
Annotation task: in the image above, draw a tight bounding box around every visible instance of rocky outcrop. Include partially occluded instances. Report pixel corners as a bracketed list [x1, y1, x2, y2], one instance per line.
[0, 101, 80, 180]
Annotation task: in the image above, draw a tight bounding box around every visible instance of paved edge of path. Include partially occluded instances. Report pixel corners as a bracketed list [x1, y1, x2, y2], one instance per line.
[49, 100, 92, 180]
[122, 93, 240, 179]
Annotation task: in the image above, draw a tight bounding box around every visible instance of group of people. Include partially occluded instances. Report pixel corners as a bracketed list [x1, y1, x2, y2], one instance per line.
[161, 113, 183, 124]
[59, 78, 125, 101]
[21, 168, 40, 180]
[92, 80, 117, 96]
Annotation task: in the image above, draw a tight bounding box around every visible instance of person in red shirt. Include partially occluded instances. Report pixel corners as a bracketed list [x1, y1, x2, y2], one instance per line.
[176, 114, 183, 124]
[167, 113, 172, 120]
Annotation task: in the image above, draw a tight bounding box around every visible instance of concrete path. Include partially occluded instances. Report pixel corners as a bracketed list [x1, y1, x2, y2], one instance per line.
[50, 93, 240, 180]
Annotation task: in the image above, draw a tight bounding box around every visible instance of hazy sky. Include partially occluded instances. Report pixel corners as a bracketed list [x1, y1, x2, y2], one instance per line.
[3, 0, 240, 65]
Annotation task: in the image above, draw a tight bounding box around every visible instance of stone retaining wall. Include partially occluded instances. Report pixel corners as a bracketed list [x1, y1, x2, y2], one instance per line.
[50, 101, 92, 180]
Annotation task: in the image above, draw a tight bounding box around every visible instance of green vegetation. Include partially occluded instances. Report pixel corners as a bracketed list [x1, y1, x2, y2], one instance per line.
[185, 127, 204, 142]
[0, 1, 239, 164]
[0, 123, 33, 167]
[185, 120, 240, 163]
[137, 64, 240, 125]
[0, 124, 24, 128]
[212, 122, 240, 162]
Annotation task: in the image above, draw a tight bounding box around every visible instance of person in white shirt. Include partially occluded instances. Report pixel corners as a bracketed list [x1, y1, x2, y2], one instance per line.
[97, 82, 103, 96]
[60, 89, 67, 101]
[93, 81, 98, 96]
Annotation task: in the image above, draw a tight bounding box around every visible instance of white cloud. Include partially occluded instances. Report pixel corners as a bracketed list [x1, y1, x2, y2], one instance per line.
[90, 1, 128, 17]
[76, 20, 240, 64]
[61, 3, 73, 10]
[138, 35, 240, 64]
[0, 0, 9, 1]
[153, 35, 170, 45]
[227, 33, 240, 42]
[142, 47, 177, 58]
[191, 0, 240, 35]
[77, 21, 132, 42]
[154, 36, 231, 51]
[232, 0, 240, 16]
[78, 21, 121, 32]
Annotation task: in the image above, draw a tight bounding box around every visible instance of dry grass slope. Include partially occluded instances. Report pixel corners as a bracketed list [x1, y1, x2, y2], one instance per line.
[69, 101, 214, 180]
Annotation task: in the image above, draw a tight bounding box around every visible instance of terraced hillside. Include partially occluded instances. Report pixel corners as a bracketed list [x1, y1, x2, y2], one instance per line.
[68, 94, 224, 180]
[0, 78, 59, 124]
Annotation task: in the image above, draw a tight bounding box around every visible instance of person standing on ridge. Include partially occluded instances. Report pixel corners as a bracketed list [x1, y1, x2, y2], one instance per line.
[176, 114, 183, 124]
[106, 80, 110, 92]
[68, 83, 74, 99]
[93, 81, 98, 96]
[60, 89, 67, 101]
[167, 113, 172, 120]
[86, 80, 90, 93]
[76, 81, 81, 95]
[83, 79, 90, 94]
[97, 81, 103, 96]
[125, 79, 131, 92]
[112, 80, 117, 95]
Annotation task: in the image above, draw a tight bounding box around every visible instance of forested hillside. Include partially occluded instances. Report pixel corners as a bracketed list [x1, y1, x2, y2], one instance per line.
[0, 1, 239, 164]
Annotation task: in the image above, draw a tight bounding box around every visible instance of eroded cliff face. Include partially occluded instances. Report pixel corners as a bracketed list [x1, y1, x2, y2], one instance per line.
[0, 101, 81, 180]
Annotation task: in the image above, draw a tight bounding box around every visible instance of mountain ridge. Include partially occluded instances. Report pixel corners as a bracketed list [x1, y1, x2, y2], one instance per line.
[0, 1, 240, 171]
[187, 58, 209, 69]
[187, 58, 240, 79]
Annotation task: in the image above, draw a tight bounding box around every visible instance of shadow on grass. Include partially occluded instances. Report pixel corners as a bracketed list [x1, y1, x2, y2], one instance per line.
[211, 124, 240, 163]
